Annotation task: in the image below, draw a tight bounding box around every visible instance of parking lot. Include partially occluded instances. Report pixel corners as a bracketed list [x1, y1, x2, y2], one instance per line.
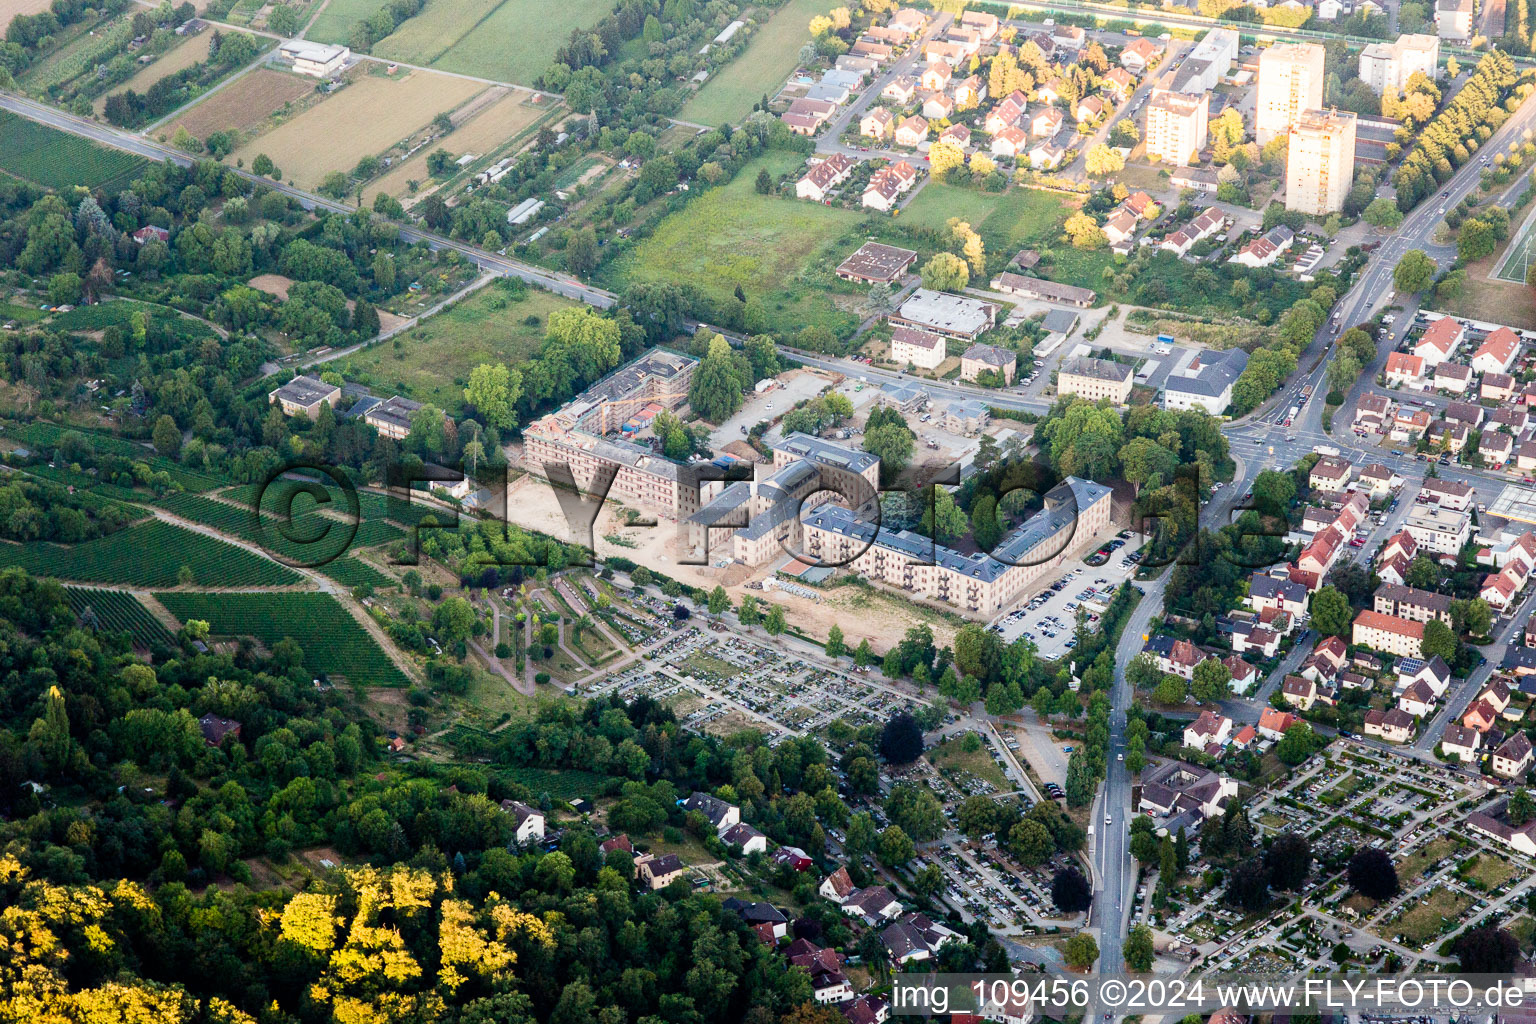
[988, 532, 1140, 660]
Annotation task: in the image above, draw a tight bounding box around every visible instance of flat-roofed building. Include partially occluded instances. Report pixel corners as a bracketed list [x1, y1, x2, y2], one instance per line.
[279, 39, 349, 77]
[1058, 356, 1134, 404]
[890, 288, 998, 341]
[269, 374, 341, 418]
[1145, 74, 1209, 166]
[1404, 504, 1472, 555]
[1285, 109, 1356, 216]
[1359, 33, 1439, 95]
[1256, 42, 1325, 146]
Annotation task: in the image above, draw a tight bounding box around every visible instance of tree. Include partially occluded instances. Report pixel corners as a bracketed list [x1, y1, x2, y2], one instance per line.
[1363, 196, 1404, 228]
[707, 585, 729, 616]
[1153, 674, 1187, 706]
[765, 604, 786, 635]
[1393, 249, 1437, 294]
[1124, 925, 1155, 971]
[1192, 657, 1232, 704]
[1309, 586, 1353, 637]
[1063, 933, 1099, 970]
[880, 711, 924, 763]
[1421, 618, 1457, 662]
[1406, 554, 1438, 589]
[464, 363, 523, 429]
[1052, 866, 1092, 912]
[1063, 211, 1106, 249]
[928, 140, 966, 179]
[920, 486, 969, 544]
[688, 333, 747, 423]
[1009, 819, 1054, 865]
[1511, 787, 1536, 825]
[1085, 143, 1125, 177]
[1226, 856, 1272, 911]
[1275, 723, 1318, 765]
[825, 624, 846, 658]
[152, 415, 181, 458]
[1348, 846, 1400, 901]
[1455, 925, 1519, 973]
[755, 168, 772, 194]
[1266, 832, 1312, 890]
[920, 251, 969, 291]
[877, 824, 915, 866]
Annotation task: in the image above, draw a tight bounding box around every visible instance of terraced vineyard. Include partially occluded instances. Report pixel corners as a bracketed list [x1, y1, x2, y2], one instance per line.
[64, 588, 177, 647]
[226, 479, 453, 528]
[0, 520, 300, 586]
[155, 591, 410, 686]
[155, 491, 403, 584]
[12, 421, 223, 491]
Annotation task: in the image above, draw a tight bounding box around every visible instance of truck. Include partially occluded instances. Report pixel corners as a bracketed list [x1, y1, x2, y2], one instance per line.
[1285, 406, 1299, 426]
[1314, 445, 1341, 458]
[1155, 334, 1176, 346]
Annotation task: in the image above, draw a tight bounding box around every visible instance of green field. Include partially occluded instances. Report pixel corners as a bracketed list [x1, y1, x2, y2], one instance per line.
[371, 0, 504, 67]
[495, 765, 607, 800]
[333, 282, 573, 410]
[0, 111, 148, 192]
[155, 591, 410, 686]
[64, 587, 178, 646]
[0, 520, 301, 587]
[900, 181, 1077, 254]
[680, 0, 838, 126]
[303, 0, 391, 43]
[604, 153, 866, 337]
[371, 0, 611, 83]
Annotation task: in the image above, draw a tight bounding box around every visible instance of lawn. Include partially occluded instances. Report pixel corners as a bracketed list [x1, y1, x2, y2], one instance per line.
[332, 281, 574, 410]
[900, 181, 1075, 255]
[0, 111, 147, 191]
[1394, 889, 1471, 946]
[680, 0, 839, 126]
[1461, 852, 1517, 891]
[604, 153, 867, 337]
[422, 0, 614, 85]
[1397, 836, 1463, 883]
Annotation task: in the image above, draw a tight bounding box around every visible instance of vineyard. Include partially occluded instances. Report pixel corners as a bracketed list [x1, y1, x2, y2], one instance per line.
[226, 479, 452, 529]
[155, 491, 403, 584]
[0, 520, 302, 587]
[155, 591, 411, 686]
[64, 588, 177, 647]
[0, 111, 147, 191]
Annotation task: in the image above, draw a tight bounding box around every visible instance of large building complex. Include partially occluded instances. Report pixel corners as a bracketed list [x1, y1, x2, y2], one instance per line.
[1285, 109, 1357, 216]
[522, 350, 700, 520]
[1058, 356, 1135, 404]
[1145, 75, 1210, 167]
[1162, 349, 1249, 415]
[1256, 42, 1325, 146]
[801, 477, 1113, 617]
[1168, 28, 1238, 94]
[1358, 33, 1439, 96]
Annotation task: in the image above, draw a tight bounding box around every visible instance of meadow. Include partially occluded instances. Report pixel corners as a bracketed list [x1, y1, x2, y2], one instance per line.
[0, 520, 302, 587]
[155, 591, 411, 686]
[303, 0, 391, 44]
[679, 0, 837, 126]
[420, 0, 613, 84]
[604, 153, 867, 336]
[370, 0, 504, 67]
[229, 71, 483, 189]
[366, 88, 546, 199]
[64, 587, 177, 647]
[333, 282, 574, 410]
[0, 111, 147, 191]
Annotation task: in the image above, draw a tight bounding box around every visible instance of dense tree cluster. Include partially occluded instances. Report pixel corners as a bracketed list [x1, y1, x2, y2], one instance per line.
[1393, 51, 1521, 211]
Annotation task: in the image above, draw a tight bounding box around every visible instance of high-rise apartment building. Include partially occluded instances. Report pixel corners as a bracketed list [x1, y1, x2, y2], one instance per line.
[1285, 109, 1357, 216]
[1256, 42, 1325, 147]
[1145, 72, 1210, 166]
[1358, 33, 1439, 95]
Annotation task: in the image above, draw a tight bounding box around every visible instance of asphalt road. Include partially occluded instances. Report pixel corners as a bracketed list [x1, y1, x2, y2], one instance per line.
[0, 92, 615, 308]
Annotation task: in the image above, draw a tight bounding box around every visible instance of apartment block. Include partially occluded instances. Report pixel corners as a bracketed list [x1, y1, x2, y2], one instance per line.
[1256, 42, 1325, 146]
[1145, 74, 1210, 166]
[1285, 109, 1357, 216]
[1358, 33, 1439, 96]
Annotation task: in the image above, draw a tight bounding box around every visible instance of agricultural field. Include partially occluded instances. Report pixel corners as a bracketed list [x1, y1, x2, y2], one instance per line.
[16, 12, 133, 93]
[303, 0, 391, 44]
[155, 591, 411, 686]
[369, 0, 504, 68]
[680, 0, 837, 126]
[0, 111, 147, 191]
[0, 520, 302, 587]
[367, 87, 546, 199]
[64, 587, 177, 647]
[5, 0, 57, 19]
[93, 32, 216, 115]
[166, 67, 316, 141]
[604, 152, 866, 336]
[422, 0, 612, 84]
[229, 70, 483, 189]
[333, 282, 575, 410]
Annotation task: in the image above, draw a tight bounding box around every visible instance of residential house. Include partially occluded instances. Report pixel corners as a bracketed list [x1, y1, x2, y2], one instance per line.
[939, 122, 970, 148]
[990, 126, 1028, 157]
[796, 154, 854, 201]
[1257, 708, 1297, 741]
[1281, 674, 1318, 710]
[1138, 760, 1237, 821]
[895, 115, 928, 147]
[1427, 419, 1470, 453]
[1444, 400, 1485, 428]
[922, 91, 955, 120]
[1473, 326, 1522, 375]
[1483, 372, 1517, 404]
[1421, 477, 1473, 511]
[1030, 107, 1064, 137]
[840, 884, 903, 923]
[1434, 362, 1473, 394]
[1385, 351, 1425, 387]
[883, 76, 918, 103]
[920, 61, 953, 92]
[881, 912, 961, 963]
[1493, 732, 1535, 779]
[986, 90, 1028, 134]
[1463, 698, 1501, 733]
[270, 375, 341, 419]
[721, 822, 768, 854]
[1398, 679, 1436, 718]
[1358, 463, 1401, 498]
[961, 343, 1017, 384]
[889, 326, 947, 370]
[1415, 317, 1464, 367]
[682, 791, 740, 831]
[1230, 225, 1294, 268]
[1442, 723, 1482, 762]
[1364, 707, 1414, 743]
[1247, 573, 1310, 617]
[1309, 455, 1354, 494]
[1352, 608, 1425, 658]
[1481, 431, 1513, 467]
[1355, 393, 1395, 432]
[1075, 95, 1106, 123]
[1120, 37, 1162, 74]
[860, 108, 894, 140]
[1028, 140, 1066, 169]
[1184, 710, 1234, 751]
[1404, 504, 1471, 555]
[819, 866, 856, 903]
[199, 714, 241, 746]
[953, 74, 985, 108]
[636, 853, 688, 889]
[1103, 67, 1135, 101]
